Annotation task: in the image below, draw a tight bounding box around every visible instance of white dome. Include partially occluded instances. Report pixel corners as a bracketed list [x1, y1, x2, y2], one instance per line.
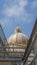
[7, 27, 28, 46]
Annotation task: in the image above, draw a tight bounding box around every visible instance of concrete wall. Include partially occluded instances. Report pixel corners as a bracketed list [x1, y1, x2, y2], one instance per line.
[34, 36, 37, 65]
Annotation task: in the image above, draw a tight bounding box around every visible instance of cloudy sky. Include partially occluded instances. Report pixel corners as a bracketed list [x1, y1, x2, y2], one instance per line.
[0, 0, 37, 39]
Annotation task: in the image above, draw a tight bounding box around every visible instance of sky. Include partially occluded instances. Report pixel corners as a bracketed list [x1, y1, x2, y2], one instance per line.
[0, 0, 37, 39]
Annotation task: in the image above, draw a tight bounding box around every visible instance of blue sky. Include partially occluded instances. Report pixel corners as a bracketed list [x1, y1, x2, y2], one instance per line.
[0, 0, 37, 39]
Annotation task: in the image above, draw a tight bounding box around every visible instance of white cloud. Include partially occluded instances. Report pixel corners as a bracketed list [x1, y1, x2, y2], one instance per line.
[1, 0, 33, 24]
[3, 0, 28, 17]
[31, 0, 37, 8]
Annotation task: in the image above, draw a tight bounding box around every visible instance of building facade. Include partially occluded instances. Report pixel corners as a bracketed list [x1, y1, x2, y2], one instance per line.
[0, 19, 37, 65]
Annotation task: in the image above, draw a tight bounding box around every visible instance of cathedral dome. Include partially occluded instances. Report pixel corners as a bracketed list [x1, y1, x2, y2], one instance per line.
[7, 27, 28, 46]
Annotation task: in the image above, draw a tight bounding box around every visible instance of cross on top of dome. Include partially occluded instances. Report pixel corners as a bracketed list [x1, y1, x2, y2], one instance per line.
[14, 26, 22, 33]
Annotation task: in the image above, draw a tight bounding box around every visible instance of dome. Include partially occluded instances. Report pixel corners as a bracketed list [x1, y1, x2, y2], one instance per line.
[7, 27, 28, 46]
